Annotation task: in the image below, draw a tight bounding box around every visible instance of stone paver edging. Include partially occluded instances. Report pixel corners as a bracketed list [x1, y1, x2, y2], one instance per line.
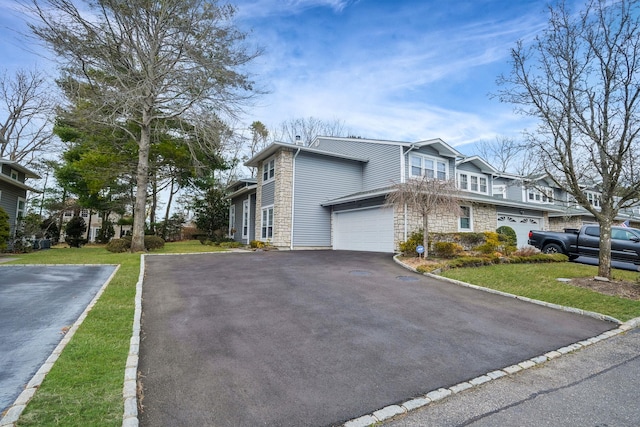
[0, 264, 120, 427]
[337, 256, 640, 427]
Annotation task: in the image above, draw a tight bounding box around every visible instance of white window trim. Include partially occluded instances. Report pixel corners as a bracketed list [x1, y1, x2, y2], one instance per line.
[242, 198, 250, 239]
[457, 171, 489, 195]
[262, 158, 275, 184]
[409, 153, 448, 180]
[10, 169, 19, 181]
[16, 196, 26, 221]
[584, 190, 601, 208]
[261, 205, 274, 241]
[459, 205, 473, 231]
[492, 185, 507, 198]
[229, 204, 236, 236]
[523, 186, 554, 204]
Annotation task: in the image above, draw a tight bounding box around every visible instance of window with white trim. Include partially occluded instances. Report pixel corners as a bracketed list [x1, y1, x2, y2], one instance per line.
[10, 169, 19, 181]
[409, 154, 447, 179]
[16, 197, 25, 220]
[458, 172, 488, 194]
[81, 209, 89, 218]
[583, 190, 601, 208]
[493, 185, 506, 199]
[229, 205, 236, 236]
[242, 199, 249, 239]
[262, 158, 275, 182]
[526, 187, 554, 204]
[261, 206, 273, 240]
[459, 206, 472, 231]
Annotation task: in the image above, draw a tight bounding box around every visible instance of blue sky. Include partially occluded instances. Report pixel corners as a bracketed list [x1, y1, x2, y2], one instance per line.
[0, 0, 561, 152]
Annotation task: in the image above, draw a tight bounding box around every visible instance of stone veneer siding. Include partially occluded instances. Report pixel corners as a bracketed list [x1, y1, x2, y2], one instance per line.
[394, 202, 498, 248]
[548, 215, 584, 231]
[255, 149, 294, 248]
[273, 149, 294, 247]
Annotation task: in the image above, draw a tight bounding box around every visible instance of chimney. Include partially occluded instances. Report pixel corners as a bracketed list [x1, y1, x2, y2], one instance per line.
[295, 135, 303, 146]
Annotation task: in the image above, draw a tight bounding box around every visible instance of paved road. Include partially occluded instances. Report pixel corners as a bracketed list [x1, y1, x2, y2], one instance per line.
[386, 328, 640, 426]
[0, 264, 117, 413]
[138, 251, 615, 427]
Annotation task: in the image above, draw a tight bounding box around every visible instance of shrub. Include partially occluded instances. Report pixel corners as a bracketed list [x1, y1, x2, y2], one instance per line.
[474, 232, 501, 254]
[144, 236, 165, 251]
[458, 232, 485, 247]
[96, 221, 115, 244]
[512, 246, 539, 257]
[0, 207, 9, 252]
[65, 216, 88, 248]
[250, 240, 266, 249]
[433, 241, 463, 258]
[106, 238, 130, 253]
[416, 263, 446, 274]
[496, 226, 518, 255]
[219, 241, 242, 248]
[399, 231, 424, 257]
[446, 256, 492, 268]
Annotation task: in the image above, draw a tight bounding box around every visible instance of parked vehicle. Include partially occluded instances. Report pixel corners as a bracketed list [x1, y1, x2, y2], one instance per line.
[528, 225, 640, 264]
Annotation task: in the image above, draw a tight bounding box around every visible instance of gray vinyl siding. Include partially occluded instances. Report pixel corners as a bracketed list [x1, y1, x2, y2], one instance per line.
[313, 138, 402, 190]
[261, 181, 275, 206]
[1, 164, 25, 182]
[229, 192, 257, 243]
[292, 152, 363, 247]
[0, 181, 26, 237]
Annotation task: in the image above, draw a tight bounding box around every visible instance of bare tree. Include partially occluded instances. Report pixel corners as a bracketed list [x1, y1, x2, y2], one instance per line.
[385, 177, 461, 258]
[27, 0, 261, 252]
[476, 136, 536, 175]
[0, 68, 57, 165]
[497, 0, 640, 279]
[271, 116, 348, 145]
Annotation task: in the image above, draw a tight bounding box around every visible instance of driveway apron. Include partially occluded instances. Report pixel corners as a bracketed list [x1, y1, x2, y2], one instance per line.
[138, 251, 615, 427]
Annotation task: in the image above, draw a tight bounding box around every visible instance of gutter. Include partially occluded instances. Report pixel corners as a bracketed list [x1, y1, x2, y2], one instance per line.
[290, 147, 301, 250]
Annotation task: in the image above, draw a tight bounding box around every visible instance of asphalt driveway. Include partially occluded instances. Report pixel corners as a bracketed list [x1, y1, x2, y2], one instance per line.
[138, 251, 615, 427]
[0, 264, 117, 414]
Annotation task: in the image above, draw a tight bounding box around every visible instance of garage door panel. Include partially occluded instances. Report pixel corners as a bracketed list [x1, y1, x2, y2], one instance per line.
[335, 208, 394, 252]
[497, 214, 542, 248]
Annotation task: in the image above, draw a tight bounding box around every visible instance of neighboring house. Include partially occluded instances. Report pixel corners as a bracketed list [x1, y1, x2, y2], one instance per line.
[227, 136, 639, 252]
[0, 158, 40, 238]
[60, 206, 132, 243]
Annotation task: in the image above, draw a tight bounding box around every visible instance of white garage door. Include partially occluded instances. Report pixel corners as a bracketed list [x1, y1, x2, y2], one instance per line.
[334, 207, 394, 252]
[497, 214, 542, 248]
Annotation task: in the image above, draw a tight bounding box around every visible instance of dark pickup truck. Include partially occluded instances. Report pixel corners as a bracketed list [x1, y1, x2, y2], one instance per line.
[528, 225, 640, 264]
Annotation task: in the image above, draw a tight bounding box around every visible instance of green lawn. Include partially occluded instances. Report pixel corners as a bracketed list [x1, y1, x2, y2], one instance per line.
[441, 262, 640, 322]
[6, 241, 226, 427]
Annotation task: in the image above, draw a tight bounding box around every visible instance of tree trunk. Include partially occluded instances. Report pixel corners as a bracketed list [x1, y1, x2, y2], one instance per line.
[86, 210, 93, 242]
[423, 214, 429, 258]
[597, 218, 612, 279]
[131, 120, 151, 252]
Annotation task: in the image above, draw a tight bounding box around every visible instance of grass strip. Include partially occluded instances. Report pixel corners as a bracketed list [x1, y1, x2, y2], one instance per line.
[441, 262, 640, 322]
[9, 241, 224, 426]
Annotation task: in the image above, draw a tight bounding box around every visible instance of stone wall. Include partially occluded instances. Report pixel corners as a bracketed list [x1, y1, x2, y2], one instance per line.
[394, 202, 497, 246]
[549, 215, 585, 231]
[273, 149, 294, 247]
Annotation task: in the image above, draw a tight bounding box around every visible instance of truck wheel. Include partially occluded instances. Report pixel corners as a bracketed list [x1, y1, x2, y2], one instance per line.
[542, 243, 563, 254]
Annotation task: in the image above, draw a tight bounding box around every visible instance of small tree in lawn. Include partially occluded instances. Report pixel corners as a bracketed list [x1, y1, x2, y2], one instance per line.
[0, 207, 9, 252]
[386, 177, 461, 258]
[65, 216, 87, 248]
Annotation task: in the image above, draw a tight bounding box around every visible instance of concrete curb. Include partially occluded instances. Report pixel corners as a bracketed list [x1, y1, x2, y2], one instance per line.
[344, 255, 640, 427]
[0, 265, 121, 427]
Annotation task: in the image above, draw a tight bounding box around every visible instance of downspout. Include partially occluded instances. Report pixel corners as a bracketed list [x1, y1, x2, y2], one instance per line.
[290, 147, 301, 250]
[402, 144, 420, 241]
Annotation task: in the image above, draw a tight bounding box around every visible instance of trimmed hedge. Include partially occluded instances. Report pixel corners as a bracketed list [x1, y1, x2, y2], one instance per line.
[415, 252, 568, 274]
[105, 236, 166, 253]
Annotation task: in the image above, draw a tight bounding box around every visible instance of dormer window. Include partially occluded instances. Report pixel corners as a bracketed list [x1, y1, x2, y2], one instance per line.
[410, 154, 447, 180]
[584, 190, 601, 208]
[10, 169, 19, 181]
[262, 158, 275, 183]
[457, 172, 488, 194]
[526, 187, 554, 204]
